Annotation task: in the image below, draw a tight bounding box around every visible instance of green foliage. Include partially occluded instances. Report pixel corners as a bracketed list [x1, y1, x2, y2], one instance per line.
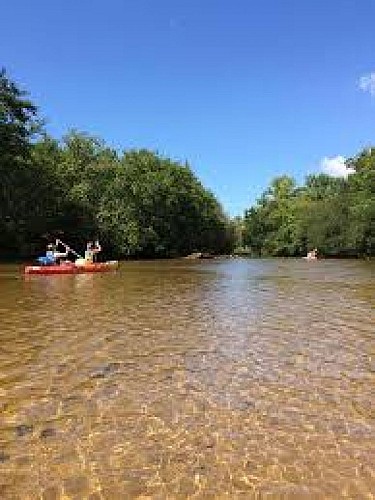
[243, 176, 301, 256]
[0, 70, 234, 259]
[346, 148, 375, 255]
[0, 68, 46, 256]
[0, 68, 39, 156]
[243, 155, 375, 257]
[96, 149, 232, 257]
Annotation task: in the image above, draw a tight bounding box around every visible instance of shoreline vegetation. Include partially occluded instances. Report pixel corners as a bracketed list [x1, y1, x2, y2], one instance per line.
[1, 68, 374, 262]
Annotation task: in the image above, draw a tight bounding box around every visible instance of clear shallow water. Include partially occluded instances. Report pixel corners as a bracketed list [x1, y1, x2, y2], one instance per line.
[0, 258, 374, 498]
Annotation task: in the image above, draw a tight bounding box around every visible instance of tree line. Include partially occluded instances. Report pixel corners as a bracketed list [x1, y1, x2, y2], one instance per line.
[241, 156, 374, 257]
[0, 69, 234, 259]
[1, 68, 374, 260]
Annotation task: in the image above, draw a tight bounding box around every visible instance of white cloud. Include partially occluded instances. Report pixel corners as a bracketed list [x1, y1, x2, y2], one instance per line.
[358, 72, 375, 97]
[320, 155, 355, 177]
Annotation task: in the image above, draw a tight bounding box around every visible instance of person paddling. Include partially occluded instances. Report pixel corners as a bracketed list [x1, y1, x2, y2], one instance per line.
[305, 248, 318, 260]
[38, 241, 69, 265]
[84, 240, 102, 263]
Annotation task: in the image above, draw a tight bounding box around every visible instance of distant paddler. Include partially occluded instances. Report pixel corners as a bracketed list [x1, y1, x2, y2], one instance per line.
[37, 240, 70, 266]
[303, 248, 318, 260]
[75, 240, 102, 266]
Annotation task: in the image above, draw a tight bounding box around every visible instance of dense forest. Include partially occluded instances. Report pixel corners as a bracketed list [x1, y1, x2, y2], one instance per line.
[1, 69, 374, 260]
[0, 69, 234, 259]
[241, 153, 374, 257]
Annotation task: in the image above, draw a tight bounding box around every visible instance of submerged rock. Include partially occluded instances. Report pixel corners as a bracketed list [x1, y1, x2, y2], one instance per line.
[0, 451, 10, 463]
[15, 424, 33, 437]
[40, 427, 56, 439]
[90, 362, 122, 379]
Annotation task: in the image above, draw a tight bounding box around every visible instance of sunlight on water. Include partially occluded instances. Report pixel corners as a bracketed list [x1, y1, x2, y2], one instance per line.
[0, 258, 374, 498]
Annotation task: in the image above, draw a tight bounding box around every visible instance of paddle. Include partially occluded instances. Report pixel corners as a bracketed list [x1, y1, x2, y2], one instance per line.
[56, 239, 83, 259]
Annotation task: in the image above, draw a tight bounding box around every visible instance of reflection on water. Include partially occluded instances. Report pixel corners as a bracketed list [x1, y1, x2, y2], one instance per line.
[0, 258, 374, 498]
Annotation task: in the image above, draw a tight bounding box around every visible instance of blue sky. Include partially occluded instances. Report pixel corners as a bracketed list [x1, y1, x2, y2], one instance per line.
[2, 0, 375, 215]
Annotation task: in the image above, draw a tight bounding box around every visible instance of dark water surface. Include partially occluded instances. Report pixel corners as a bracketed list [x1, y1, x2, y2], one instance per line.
[0, 258, 374, 498]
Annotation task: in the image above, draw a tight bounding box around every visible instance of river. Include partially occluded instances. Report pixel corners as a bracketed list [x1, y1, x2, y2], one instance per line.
[0, 258, 374, 498]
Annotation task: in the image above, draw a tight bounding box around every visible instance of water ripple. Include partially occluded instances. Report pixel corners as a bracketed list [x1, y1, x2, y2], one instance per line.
[0, 258, 374, 497]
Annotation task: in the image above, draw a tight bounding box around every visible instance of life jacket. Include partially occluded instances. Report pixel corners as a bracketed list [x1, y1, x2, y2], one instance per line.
[37, 251, 56, 265]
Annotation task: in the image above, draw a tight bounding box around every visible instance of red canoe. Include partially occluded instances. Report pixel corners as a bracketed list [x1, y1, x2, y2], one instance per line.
[24, 261, 118, 275]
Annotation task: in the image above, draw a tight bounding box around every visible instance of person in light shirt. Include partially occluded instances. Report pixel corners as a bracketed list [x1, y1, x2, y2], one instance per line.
[84, 240, 102, 263]
[306, 248, 318, 260]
